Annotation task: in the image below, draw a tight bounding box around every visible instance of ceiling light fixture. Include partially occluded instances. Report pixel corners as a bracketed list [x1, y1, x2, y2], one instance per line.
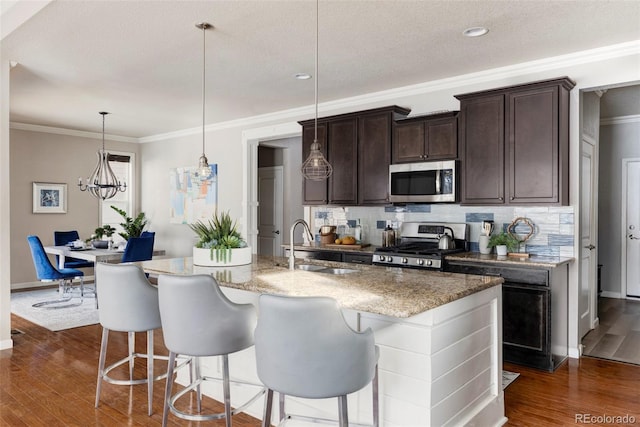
[301, 0, 332, 181]
[78, 112, 127, 200]
[463, 26, 489, 37]
[196, 22, 213, 180]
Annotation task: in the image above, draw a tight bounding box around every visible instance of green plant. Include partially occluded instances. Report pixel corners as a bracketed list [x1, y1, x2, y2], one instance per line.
[189, 211, 247, 261]
[110, 205, 148, 240]
[94, 224, 116, 239]
[488, 231, 520, 252]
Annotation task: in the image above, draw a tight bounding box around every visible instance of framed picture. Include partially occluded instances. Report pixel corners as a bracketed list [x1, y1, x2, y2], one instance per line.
[33, 182, 67, 214]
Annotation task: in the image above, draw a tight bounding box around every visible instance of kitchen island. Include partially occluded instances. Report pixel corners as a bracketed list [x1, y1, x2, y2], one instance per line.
[136, 256, 506, 426]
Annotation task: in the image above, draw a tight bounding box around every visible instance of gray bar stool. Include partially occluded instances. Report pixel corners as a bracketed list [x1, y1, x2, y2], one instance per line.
[157, 274, 265, 427]
[254, 294, 379, 427]
[94, 263, 175, 416]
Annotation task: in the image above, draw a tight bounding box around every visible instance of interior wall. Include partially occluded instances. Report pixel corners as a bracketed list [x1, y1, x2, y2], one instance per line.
[9, 128, 140, 286]
[598, 120, 640, 297]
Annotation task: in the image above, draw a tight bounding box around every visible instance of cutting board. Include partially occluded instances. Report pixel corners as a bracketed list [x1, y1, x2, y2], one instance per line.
[323, 243, 371, 250]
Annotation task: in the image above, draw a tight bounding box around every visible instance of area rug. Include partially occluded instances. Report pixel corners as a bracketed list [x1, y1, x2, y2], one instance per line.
[502, 370, 520, 389]
[11, 288, 99, 331]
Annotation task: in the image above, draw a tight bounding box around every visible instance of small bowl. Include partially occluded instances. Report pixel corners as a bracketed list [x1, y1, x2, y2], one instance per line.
[92, 240, 109, 249]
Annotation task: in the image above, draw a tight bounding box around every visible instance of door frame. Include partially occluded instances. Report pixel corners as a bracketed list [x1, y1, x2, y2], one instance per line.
[621, 157, 640, 300]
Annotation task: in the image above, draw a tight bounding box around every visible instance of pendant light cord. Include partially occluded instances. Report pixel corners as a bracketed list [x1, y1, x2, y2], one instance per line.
[314, 0, 318, 143]
[202, 23, 206, 156]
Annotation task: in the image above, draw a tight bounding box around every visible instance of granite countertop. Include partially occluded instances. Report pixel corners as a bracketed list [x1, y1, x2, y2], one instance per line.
[446, 252, 574, 268]
[137, 255, 502, 318]
[285, 243, 379, 254]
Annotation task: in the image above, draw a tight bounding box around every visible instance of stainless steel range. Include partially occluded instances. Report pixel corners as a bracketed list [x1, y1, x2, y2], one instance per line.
[372, 222, 469, 270]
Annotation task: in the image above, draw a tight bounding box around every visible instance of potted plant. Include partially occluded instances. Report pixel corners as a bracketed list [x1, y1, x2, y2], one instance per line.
[189, 211, 251, 266]
[111, 206, 148, 240]
[488, 231, 520, 256]
[92, 224, 116, 248]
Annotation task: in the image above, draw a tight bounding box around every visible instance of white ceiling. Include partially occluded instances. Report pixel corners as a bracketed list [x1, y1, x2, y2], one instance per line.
[2, 0, 639, 139]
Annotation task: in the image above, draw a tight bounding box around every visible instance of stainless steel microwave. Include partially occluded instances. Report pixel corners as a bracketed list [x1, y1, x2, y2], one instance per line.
[388, 160, 457, 203]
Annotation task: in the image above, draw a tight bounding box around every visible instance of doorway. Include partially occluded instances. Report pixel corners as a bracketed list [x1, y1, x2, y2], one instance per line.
[255, 139, 304, 257]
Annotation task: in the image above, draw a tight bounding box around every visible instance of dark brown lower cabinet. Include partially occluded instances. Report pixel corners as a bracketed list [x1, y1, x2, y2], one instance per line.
[445, 260, 569, 371]
[283, 248, 372, 264]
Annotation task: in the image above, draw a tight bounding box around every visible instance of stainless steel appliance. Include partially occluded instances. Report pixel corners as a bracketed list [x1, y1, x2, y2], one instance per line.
[388, 160, 457, 203]
[373, 222, 468, 270]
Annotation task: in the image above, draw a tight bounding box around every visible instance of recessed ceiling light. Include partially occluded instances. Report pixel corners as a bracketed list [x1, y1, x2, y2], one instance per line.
[295, 73, 312, 80]
[463, 26, 489, 37]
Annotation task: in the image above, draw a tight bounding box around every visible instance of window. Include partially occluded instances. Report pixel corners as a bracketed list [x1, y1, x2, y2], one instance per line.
[100, 151, 135, 243]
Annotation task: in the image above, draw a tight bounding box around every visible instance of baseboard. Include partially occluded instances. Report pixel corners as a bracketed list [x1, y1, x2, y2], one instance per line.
[600, 291, 622, 299]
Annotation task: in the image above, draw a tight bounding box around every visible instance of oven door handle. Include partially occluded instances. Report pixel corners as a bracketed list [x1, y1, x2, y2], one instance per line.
[435, 170, 441, 194]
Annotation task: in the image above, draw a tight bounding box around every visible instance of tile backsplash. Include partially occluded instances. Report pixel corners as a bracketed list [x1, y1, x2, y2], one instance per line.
[310, 204, 574, 257]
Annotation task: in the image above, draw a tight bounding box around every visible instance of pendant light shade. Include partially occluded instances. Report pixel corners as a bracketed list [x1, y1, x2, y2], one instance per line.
[78, 112, 127, 200]
[196, 22, 212, 180]
[301, 0, 332, 181]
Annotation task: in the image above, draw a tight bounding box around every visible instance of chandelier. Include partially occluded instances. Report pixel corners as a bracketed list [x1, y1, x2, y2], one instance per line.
[78, 112, 127, 200]
[195, 22, 212, 180]
[301, 0, 332, 181]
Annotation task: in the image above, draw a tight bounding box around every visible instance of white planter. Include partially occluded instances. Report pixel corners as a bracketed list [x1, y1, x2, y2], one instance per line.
[193, 246, 252, 267]
[495, 245, 508, 256]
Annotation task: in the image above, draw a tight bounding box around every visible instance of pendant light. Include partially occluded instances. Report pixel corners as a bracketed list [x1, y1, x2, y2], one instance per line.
[301, 0, 332, 181]
[196, 22, 212, 180]
[78, 112, 127, 200]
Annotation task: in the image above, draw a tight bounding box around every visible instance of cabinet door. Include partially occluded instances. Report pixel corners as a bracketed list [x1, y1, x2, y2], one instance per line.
[359, 112, 392, 204]
[302, 123, 328, 205]
[459, 94, 505, 204]
[425, 116, 457, 160]
[508, 86, 559, 203]
[392, 121, 425, 163]
[327, 118, 358, 205]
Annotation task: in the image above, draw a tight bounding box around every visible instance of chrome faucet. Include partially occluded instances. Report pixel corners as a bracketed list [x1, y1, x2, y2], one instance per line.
[289, 219, 314, 270]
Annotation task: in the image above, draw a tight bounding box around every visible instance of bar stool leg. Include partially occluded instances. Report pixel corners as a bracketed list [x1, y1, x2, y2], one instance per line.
[147, 330, 154, 416]
[95, 328, 109, 408]
[194, 357, 202, 413]
[128, 332, 135, 380]
[262, 389, 274, 427]
[338, 395, 348, 427]
[162, 352, 177, 427]
[279, 392, 285, 421]
[373, 364, 379, 427]
[222, 354, 232, 427]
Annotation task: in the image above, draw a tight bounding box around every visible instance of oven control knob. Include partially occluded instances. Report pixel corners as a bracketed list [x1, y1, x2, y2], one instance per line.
[427, 260, 433, 266]
[402, 258, 408, 264]
[418, 259, 424, 265]
[387, 257, 393, 263]
[378, 256, 385, 262]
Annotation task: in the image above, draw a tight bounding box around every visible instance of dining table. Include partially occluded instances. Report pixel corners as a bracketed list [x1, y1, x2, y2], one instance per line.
[44, 245, 166, 269]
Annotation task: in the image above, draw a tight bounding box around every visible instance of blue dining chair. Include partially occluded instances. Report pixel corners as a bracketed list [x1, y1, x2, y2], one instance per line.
[54, 230, 94, 269]
[27, 235, 86, 308]
[122, 235, 155, 263]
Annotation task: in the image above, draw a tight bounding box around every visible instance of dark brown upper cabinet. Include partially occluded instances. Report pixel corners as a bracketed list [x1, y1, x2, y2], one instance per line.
[299, 105, 410, 206]
[392, 111, 458, 163]
[455, 77, 575, 206]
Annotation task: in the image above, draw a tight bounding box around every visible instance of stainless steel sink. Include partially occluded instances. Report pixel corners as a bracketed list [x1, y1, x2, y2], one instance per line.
[319, 268, 358, 275]
[296, 264, 327, 272]
[296, 265, 358, 275]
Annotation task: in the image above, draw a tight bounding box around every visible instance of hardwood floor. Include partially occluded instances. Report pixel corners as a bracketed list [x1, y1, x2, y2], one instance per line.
[582, 297, 640, 365]
[3, 313, 640, 426]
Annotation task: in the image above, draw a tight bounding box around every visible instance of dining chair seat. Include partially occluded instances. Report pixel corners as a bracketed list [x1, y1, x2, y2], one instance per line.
[27, 235, 85, 309]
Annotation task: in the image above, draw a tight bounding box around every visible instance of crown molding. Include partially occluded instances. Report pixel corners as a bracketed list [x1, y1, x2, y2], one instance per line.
[10, 122, 138, 143]
[600, 114, 640, 126]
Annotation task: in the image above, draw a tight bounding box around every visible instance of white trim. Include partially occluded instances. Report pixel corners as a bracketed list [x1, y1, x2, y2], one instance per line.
[601, 114, 640, 126]
[10, 122, 138, 143]
[600, 291, 623, 299]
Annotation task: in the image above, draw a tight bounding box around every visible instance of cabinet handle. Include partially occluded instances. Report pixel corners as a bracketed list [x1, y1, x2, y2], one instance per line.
[510, 197, 515, 201]
[584, 244, 596, 250]
[498, 197, 504, 201]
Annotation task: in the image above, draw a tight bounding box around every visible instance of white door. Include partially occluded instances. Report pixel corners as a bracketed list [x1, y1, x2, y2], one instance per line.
[257, 167, 283, 256]
[579, 91, 600, 339]
[624, 159, 640, 298]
